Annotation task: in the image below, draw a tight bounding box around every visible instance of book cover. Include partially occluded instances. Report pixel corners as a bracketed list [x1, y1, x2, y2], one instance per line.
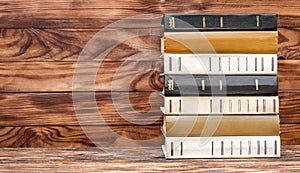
[164, 31, 278, 54]
[164, 53, 277, 75]
[164, 96, 279, 114]
[163, 115, 280, 137]
[164, 75, 278, 96]
[164, 14, 277, 31]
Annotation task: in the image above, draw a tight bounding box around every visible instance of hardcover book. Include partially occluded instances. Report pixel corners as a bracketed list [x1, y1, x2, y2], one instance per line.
[163, 115, 280, 137]
[164, 31, 278, 54]
[164, 14, 277, 32]
[164, 75, 278, 96]
[164, 53, 277, 75]
[163, 136, 280, 158]
[163, 96, 279, 114]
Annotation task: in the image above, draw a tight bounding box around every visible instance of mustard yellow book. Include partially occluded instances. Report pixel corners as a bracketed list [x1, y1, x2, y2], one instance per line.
[163, 115, 280, 137]
[164, 31, 278, 54]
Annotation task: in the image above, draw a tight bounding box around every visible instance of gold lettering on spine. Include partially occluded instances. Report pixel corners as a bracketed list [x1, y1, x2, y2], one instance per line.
[256, 16, 260, 27]
[220, 16, 223, 28]
[202, 17, 206, 28]
[169, 17, 175, 28]
[168, 80, 174, 90]
[255, 79, 259, 91]
[202, 80, 205, 91]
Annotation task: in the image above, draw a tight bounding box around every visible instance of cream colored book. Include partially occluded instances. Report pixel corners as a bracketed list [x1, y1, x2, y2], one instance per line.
[164, 53, 277, 75]
[163, 136, 280, 159]
[163, 96, 279, 114]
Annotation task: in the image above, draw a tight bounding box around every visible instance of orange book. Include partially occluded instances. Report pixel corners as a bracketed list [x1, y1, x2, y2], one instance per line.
[164, 31, 278, 54]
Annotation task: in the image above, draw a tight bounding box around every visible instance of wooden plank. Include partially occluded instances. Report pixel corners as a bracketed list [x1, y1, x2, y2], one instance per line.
[0, 60, 299, 92]
[0, 28, 299, 61]
[278, 27, 300, 60]
[0, 61, 163, 92]
[281, 124, 300, 145]
[0, 126, 162, 148]
[279, 60, 300, 90]
[0, 92, 163, 126]
[279, 92, 300, 123]
[0, 146, 299, 172]
[0, 0, 300, 28]
[0, 28, 162, 61]
[0, 124, 297, 147]
[0, 92, 299, 125]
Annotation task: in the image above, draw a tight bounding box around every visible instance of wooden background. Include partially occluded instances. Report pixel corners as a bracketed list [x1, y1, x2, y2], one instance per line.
[0, 0, 300, 148]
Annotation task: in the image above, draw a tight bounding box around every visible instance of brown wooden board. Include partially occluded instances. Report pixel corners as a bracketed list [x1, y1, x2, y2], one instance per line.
[0, 0, 300, 28]
[0, 147, 299, 172]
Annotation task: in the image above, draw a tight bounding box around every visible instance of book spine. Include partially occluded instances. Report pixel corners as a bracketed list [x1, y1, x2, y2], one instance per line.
[164, 96, 279, 114]
[164, 115, 280, 137]
[164, 75, 278, 96]
[163, 136, 280, 158]
[164, 53, 277, 75]
[164, 14, 277, 31]
[164, 31, 278, 54]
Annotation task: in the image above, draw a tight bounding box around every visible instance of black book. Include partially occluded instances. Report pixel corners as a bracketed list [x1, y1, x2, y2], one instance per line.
[164, 75, 278, 96]
[163, 14, 277, 31]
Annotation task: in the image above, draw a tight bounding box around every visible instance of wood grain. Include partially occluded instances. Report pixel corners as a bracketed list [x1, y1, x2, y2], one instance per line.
[280, 124, 300, 145]
[0, 92, 299, 126]
[278, 60, 300, 90]
[0, 0, 300, 152]
[279, 92, 300, 123]
[0, 92, 163, 126]
[278, 28, 300, 60]
[0, 146, 299, 172]
[0, 0, 300, 28]
[0, 28, 162, 61]
[0, 61, 163, 92]
[0, 60, 299, 92]
[0, 124, 297, 147]
[0, 126, 162, 148]
[0, 28, 299, 61]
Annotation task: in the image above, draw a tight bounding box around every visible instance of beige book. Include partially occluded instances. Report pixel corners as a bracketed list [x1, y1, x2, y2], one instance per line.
[163, 136, 280, 159]
[164, 53, 277, 75]
[163, 96, 279, 114]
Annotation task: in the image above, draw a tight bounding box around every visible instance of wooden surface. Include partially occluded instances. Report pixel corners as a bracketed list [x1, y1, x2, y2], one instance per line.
[0, 0, 300, 28]
[0, 146, 298, 172]
[0, 0, 300, 149]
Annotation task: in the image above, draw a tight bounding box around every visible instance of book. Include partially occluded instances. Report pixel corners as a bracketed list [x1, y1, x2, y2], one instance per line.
[163, 136, 280, 158]
[164, 75, 278, 96]
[163, 115, 280, 137]
[163, 96, 279, 114]
[164, 14, 277, 32]
[164, 53, 277, 75]
[164, 31, 278, 54]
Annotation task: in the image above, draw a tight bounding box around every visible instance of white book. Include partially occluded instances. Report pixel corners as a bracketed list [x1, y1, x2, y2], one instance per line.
[164, 53, 277, 75]
[163, 96, 279, 114]
[163, 136, 280, 159]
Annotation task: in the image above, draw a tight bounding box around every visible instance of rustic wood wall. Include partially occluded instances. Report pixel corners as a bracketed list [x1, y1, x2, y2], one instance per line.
[0, 0, 299, 147]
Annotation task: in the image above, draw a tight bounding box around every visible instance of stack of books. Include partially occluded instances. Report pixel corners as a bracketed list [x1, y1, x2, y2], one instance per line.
[161, 14, 280, 159]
